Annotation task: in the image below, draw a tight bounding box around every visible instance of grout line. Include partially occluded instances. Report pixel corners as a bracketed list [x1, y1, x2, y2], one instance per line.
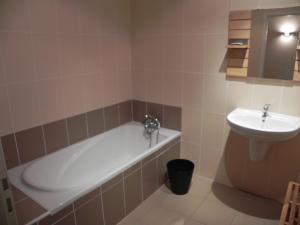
[117, 102, 121, 126]
[102, 107, 107, 131]
[0, 141, 8, 176]
[52, 210, 75, 225]
[140, 163, 144, 201]
[73, 192, 101, 211]
[100, 191, 106, 225]
[84, 113, 89, 138]
[41, 126, 48, 155]
[13, 196, 28, 204]
[123, 165, 141, 179]
[72, 204, 78, 225]
[65, 118, 71, 146]
[122, 174, 127, 216]
[12, 133, 21, 165]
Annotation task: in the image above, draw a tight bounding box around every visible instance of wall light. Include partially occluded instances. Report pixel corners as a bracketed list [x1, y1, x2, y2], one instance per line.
[282, 31, 291, 37]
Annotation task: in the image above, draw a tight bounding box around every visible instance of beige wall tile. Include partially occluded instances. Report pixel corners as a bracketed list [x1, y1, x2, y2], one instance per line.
[230, 0, 260, 10]
[0, 0, 132, 137]
[181, 141, 201, 172]
[162, 71, 183, 107]
[203, 0, 230, 35]
[183, 35, 204, 73]
[162, 0, 183, 35]
[279, 85, 300, 116]
[203, 75, 228, 114]
[258, 0, 298, 8]
[62, 76, 85, 117]
[182, 108, 202, 144]
[202, 113, 226, 152]
[117, 70, 132, 103]
[8, 82, 42, 132]
[226, 80, 253, 113]
[183, 73, 204, 110]
[251, 83, 283, 112]
[38, 78, 66, 124]
[82, 74, 103, 112]
[132, 69, 148, 102]
[102, 71, 119, 107]
[146, 70, 163, 104]
[199, 148, 224, 179]
[163, 35, 183, 71]
[203, 35, 227, 75]
[0, 32, 36, 84]
[183, 0, 206, 34]
[32, 34, 60, 79]
[0, 85, 13, 136]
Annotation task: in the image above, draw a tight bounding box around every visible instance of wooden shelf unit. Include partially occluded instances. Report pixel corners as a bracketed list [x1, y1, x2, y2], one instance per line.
[227, 45, 249, 49]
[226, 10, 252, 77]
[280, 181, 300, 225]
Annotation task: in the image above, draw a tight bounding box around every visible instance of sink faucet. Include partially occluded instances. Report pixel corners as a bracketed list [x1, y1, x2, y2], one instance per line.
[143, 114, 160, 135]
[262, 104, 271, 122]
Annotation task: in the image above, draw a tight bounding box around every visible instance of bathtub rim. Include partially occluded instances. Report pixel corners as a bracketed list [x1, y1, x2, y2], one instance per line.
[7, 121, 181, 219]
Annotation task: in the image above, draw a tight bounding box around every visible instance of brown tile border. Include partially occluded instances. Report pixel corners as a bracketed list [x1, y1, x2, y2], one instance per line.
[12, 138, 181, 225]
[15, 126, 45, 164]
[86, 109, 105, 138]
[1, 134, 19, 169]
[104, 104, 119, 131]
[132, 100, 182, 131]
[67, 114, 88, 145]
[43, 120, 68, 154]
[1, 99, 180, 171]
[1, 100, 133, 170]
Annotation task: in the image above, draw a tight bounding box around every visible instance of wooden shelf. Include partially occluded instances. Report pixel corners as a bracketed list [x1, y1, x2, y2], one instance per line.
[279, 181, 300, 225]
[227, 44, 249, 49]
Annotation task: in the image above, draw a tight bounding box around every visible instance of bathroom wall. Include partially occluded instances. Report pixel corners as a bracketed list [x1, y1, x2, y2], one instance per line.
[0, 0, 132, 138]
[131, 0, 300, 201]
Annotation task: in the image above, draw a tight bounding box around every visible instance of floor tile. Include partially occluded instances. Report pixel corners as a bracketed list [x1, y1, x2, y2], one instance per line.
[118, 176, 281, 225]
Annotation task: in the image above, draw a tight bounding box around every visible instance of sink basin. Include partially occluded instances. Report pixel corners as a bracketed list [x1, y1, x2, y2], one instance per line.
[227, 108, 300, 161]
[227, 108, 300, 141]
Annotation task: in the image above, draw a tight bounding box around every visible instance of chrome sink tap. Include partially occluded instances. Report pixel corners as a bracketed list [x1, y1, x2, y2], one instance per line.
[143, 114, 160, 135]
[262, 104, 271, 122]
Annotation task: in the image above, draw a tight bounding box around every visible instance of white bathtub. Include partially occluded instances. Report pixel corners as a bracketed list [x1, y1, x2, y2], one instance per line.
[8, 122, 180, 214]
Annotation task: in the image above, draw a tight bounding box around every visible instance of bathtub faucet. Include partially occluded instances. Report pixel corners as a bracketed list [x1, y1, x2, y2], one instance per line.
[143, 114, 160, 135]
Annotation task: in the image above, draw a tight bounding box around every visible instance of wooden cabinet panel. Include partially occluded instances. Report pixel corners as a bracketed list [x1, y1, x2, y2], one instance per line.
[229, 20, 251, 30]
[227, 59, 248, 68]
[229, 10, 252, 20]
[229, 30, 251, 39]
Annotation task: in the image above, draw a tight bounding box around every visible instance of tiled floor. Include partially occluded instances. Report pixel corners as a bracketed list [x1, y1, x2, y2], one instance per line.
[119, 175, 281, 225]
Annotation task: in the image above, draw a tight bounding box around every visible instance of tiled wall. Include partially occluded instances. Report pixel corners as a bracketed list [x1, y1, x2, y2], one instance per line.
[0, 0, 132, 137]
[11, 138, 181, 225]
[1, 100, 132, 170]
[131, 0, 300, 201]
[132, 100, 182, 131]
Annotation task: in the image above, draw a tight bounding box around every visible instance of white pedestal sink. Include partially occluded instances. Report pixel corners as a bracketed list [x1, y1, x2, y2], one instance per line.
[227, 108, 300, 161]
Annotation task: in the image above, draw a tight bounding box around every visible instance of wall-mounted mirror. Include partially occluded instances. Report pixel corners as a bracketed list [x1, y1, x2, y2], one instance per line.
[248, 7, 300, 80]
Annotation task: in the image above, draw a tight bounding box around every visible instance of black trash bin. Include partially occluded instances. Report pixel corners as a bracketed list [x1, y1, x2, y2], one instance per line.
[167, 159, 194, 195]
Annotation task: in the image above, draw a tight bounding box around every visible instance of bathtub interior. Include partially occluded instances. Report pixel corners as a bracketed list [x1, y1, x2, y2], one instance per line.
[7, 122, 181, 216]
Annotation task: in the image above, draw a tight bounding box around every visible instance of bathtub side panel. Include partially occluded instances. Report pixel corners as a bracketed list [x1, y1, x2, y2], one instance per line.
[11, 138, 181, 225]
